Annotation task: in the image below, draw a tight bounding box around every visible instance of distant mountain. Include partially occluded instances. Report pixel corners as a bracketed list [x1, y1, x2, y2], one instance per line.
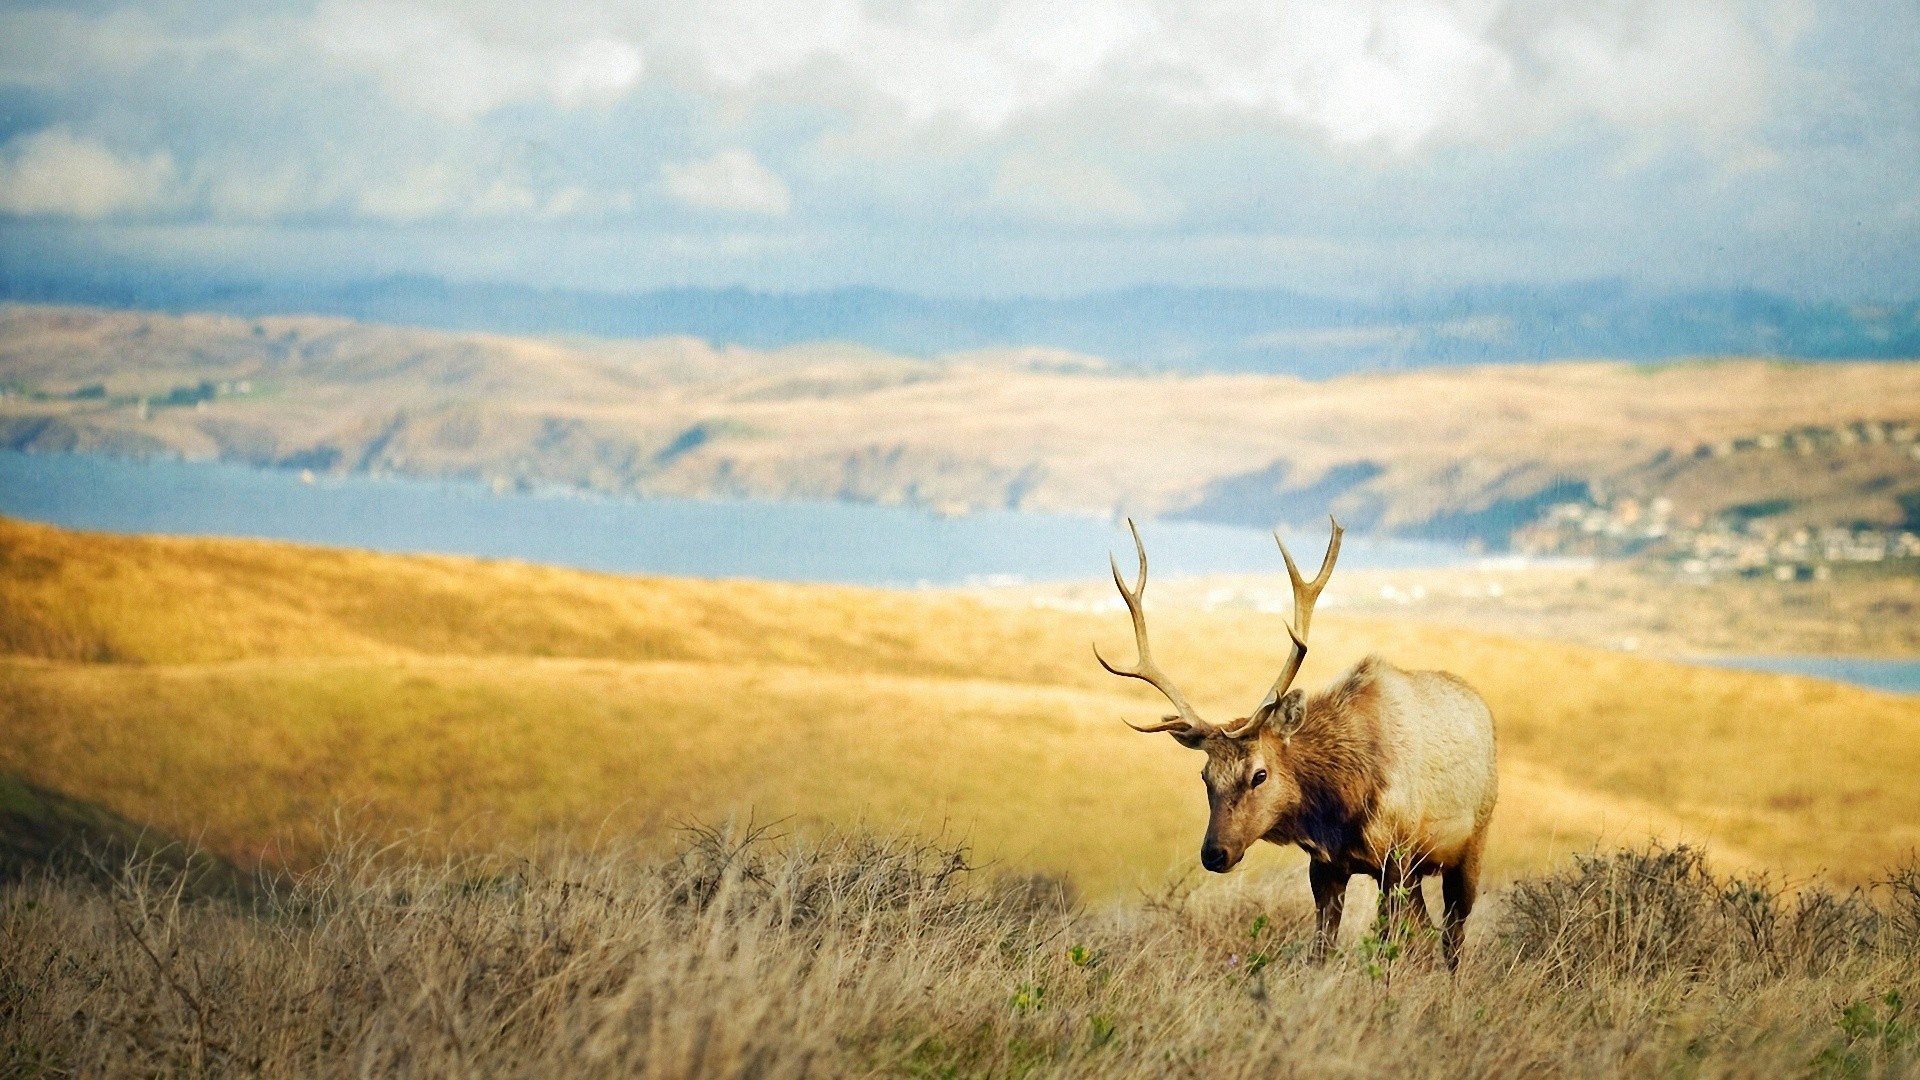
[5, 305, 1919, 548]
[2, 263, 1914, 376]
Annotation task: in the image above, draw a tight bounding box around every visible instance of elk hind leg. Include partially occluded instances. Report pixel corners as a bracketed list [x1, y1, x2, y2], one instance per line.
[1405, 875, 1439, 948]
[1440, 840, 1483, 972]
[1308, 861, 1350, 964]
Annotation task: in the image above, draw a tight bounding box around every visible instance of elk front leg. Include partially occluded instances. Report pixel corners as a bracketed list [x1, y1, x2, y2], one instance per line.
[1308, 861, 1350, 964]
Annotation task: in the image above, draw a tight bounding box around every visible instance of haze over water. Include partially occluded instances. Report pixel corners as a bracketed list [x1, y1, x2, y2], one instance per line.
[0, 451, 1472, 586]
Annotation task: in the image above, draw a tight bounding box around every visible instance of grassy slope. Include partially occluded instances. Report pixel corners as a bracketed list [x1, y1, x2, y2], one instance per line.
[0, 771, 258, 901]
[3, 516, 1918, 895]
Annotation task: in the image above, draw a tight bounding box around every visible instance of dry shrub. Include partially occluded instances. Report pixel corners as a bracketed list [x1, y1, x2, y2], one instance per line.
[1886, 863, 1920, 954]
[1718, 874, 1883, 975]
[1504, 844, 1720, 983]
[4, 832, 1920, 1078]
[1503, 844, 1885, 987]
[660, 820, 976, 926]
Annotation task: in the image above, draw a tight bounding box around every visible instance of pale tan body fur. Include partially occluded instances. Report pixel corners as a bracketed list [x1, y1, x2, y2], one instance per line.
[1349, 661, 1498, 870]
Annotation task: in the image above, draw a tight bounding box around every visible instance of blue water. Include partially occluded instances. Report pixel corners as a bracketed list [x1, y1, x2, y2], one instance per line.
[8, 452, 1915, 695]
[0, 451, 1474, 586]
[1697, 656, 1920, 696]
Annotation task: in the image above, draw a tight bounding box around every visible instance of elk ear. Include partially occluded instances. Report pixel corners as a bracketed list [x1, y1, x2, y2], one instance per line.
[1252, 689, 1307, 740]
[1170, 720, 1209, 750]
[1277, 689, 1307, 738]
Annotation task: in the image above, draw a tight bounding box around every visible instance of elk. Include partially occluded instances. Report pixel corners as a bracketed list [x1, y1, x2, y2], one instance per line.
[1096, 518, 1497, 968]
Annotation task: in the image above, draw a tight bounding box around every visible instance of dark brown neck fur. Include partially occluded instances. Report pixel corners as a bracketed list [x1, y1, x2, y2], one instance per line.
[1265, 657, 1388, 867]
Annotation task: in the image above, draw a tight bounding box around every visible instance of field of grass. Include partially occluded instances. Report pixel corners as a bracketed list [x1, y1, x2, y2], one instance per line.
[4, 828, 1919, 1077]
[5, 516, 1920, 897]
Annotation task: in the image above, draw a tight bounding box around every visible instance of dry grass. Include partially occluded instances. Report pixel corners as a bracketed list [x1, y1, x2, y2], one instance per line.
[5, 516, 1920, 896]
[6, 515, 1920, 1074]
[4, 828, 1919, 1078]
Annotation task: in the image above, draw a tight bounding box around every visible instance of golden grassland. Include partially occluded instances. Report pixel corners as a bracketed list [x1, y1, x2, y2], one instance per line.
[4, 829, 1920, 1077]
[4, 516, 1920, 896]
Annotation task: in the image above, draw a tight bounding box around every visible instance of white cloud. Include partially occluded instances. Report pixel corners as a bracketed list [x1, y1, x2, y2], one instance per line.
[311, 1, 641, 120]
[1139, 1, 1515, 151]
[669, 0, 1147, 130]
[6, 0, 1908, 300]
[0, 128, 175, 219]
[1526, 3, 1771, 132]
[650, 0, 1790, 151]
[552, 35, 646, 107]
[287, 0, 1790, 148]
[660, 149, 792, 215]
[988, 155, 1168, 226]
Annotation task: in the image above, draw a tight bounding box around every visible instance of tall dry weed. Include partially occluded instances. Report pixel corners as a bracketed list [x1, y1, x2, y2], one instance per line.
[4, 832, 1919, 1078]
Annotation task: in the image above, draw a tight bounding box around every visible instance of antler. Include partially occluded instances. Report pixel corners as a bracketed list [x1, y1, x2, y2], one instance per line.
[1094, 519, 1213, 737]
[1226, 515, 1343, 739]
[1277, 514, 1343, 642]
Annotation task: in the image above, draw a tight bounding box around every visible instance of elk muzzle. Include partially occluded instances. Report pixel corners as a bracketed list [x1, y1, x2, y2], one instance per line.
[1200, 825, 1248, 872]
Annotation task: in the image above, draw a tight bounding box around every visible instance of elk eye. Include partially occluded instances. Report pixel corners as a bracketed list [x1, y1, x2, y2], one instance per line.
[1251, 769, 1268, 788]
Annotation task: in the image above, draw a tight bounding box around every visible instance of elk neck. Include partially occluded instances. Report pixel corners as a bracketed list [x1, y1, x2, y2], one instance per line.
[1261, 656, 1389, 865]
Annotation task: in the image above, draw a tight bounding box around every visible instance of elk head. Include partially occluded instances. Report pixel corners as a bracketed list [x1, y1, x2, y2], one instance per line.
[1095, 516, 1343, 873]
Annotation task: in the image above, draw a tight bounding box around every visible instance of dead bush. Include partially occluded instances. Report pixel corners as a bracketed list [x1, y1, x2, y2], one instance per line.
[1503, 844, 1722, 983]
[1885, 863, 1920, 954]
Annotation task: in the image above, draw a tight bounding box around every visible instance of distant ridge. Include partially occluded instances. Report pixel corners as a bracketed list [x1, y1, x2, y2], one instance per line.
[5, 305, 1917, 543]
[2, 263, 1914, 376]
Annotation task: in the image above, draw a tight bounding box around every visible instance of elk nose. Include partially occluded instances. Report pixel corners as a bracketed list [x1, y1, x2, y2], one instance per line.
[1201, 844, 1230, 873]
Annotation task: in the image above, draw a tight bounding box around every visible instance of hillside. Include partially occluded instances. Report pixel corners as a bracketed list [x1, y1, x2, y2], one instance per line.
[4, 517, 1918, 894]
[0, 771, 256, 899]
[4, 306, 1920, 551]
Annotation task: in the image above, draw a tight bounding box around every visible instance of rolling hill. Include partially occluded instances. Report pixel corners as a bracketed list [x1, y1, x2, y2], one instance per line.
[4, 516, 1917, 895]
[3, 304, 1919, 547]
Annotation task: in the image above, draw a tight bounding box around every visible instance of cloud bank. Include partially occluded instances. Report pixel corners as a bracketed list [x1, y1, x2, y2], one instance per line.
[661, 150, 791, 216]
[0, 0, 1912, 300]
[0, 129, 176, 219]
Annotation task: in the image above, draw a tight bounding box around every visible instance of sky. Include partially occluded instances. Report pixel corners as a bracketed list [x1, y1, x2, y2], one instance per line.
[0, 0, 1915, 300]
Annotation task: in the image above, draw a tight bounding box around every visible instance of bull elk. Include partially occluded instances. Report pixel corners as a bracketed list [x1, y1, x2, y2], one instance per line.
[1096, 518, 1497, 968]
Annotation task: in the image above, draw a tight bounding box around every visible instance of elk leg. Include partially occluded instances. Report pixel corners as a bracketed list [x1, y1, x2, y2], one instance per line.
[1308, 861, 1350, 964]
[1441, 842, 1483, 972]
[1406, 877, 1438, 935]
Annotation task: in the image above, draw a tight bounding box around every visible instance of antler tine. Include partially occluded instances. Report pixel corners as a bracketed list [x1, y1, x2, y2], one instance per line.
[1244, 516, 1344, 729]
[1274, 515, 1344, 642]
[1094, 518, 1211, 736]
[1225, 618, 1305, 740]
[1117, 714, 1202, 734]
